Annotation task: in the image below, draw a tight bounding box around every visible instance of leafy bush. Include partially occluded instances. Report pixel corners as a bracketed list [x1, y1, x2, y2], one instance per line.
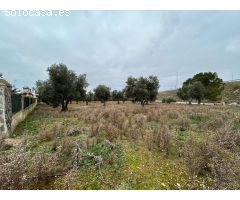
[162, 98, 176, 104]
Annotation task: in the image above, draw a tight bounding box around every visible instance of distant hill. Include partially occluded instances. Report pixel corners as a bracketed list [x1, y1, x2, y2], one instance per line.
[158, 89, 180, 101]
[223, 80, 240, 103]
[158, 80, 240, 103]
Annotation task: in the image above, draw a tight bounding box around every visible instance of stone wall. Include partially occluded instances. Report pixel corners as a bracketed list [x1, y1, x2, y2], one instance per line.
[0, 77, 37, 137]
[0, 86, 5, 135]
[5, 84, 12, 133]
[0, 83, 12, 137]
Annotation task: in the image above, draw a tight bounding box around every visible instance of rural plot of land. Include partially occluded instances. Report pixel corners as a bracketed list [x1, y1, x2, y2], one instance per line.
[0, 102, 240, 189]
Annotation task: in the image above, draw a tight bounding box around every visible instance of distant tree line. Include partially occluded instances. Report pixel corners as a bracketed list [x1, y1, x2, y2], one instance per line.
[36, 63, 160, 111]
[36, 63, 225, 111]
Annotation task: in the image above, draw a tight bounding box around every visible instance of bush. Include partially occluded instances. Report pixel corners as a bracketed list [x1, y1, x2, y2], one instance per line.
[166, 110, 180, 119]
[232, 83, 240, 90]
[0, 148, 30, 189]
[162, 98, 176, 104]
[177, 117, 192, 132]
[153, 125, 171, 154]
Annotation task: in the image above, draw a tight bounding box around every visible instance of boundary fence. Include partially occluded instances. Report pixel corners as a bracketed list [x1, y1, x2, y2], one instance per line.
[11, 94, 37, 114]
[11, 95, 37, 132]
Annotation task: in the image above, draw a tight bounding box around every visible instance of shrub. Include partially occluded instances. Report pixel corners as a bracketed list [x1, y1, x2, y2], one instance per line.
[38, 131, 56, 142]
[145, 128, 154, 151]
[153, 125, 171, 154]
[181, 135, 204, 189]
[100, 122, 119, 142]
[214, 123, 240, 153]
[132, 113, 147, 126]
[162, 98, 176, 104]
[177, 117, 192, 132]
[181, 132, 240, 189]
[166, 110, 180, 119]
[200, 118, 224, 130]
[208, 153, 240, 189]
[0, 148, 30, 189]
[232, 83, 240, 90]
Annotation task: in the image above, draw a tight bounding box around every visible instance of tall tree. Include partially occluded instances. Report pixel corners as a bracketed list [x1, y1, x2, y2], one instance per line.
[112, 90, 124, 104]
[177, 86, 190, 103]
[125, 76, 138, 102]
[85, 91, 94, 105]
[146, 75, 160, 102]
[134, 77, 149, 106]
[35, 80, 54, 104]
[94, 85, 111, 106]
[183, 72, 224, 101]
[75, 74, 89, 103]
[124, 75, 160, 106]
[47, 64, 77, 111]
[189, 81, 205, 104]
[178, 82, 205, 105]
[36, 63, 88, 111]
[178, 72, 224, 103]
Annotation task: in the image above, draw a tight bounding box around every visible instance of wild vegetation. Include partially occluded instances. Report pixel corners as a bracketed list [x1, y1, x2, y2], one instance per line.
[1, 64, 239, 190]
[223, 81, 240, 104]
[1, 102, 239, 189]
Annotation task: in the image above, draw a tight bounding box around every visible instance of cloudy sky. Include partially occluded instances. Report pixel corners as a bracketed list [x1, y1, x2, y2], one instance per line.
[0, 11, 240, 91]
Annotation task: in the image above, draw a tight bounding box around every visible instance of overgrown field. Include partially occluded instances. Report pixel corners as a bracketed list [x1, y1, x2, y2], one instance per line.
[1, 102, 240, 190]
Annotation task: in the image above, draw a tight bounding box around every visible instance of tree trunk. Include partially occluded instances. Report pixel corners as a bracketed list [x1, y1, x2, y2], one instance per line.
[103, 101, 106, 106]
[62, 99, 69, 111]
[188, 99, 192, 105]
[117, 100, 120, 104]
[62, 106, 67, 111]
[198, 99, 201, 104]
[61, 100, 65, 111]
[65, 99, 69, 109]
[86, 101, 88, 105]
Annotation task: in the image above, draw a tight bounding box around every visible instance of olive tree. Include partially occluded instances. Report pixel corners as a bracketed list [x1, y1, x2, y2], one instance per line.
[36, 63, 88, 111]
[85, 91, 94, 105]
[189, 82, 205, 104]
[94, 85, 111, 106]
[75, 74, 89, 104]
[112, 90, 124, 104]
[124, 75, 160, 106]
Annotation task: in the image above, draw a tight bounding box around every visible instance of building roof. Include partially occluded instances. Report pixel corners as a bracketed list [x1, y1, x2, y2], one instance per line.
[0, 78, 12, 87]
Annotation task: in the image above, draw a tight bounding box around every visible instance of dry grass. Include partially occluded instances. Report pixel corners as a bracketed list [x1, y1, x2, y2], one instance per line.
[1, 101, 240, 189]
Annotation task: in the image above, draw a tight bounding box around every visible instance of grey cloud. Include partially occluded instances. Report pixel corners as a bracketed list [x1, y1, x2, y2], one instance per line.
[0, 11, 240, 91]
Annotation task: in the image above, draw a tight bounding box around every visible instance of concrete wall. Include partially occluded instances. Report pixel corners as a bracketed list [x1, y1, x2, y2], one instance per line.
[0, 86, 6, 136]
[0, 77, 37, 137]
[5, 84, 12, 133]
[0, 82, 12, 137]
[11, 100, 37, 132]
